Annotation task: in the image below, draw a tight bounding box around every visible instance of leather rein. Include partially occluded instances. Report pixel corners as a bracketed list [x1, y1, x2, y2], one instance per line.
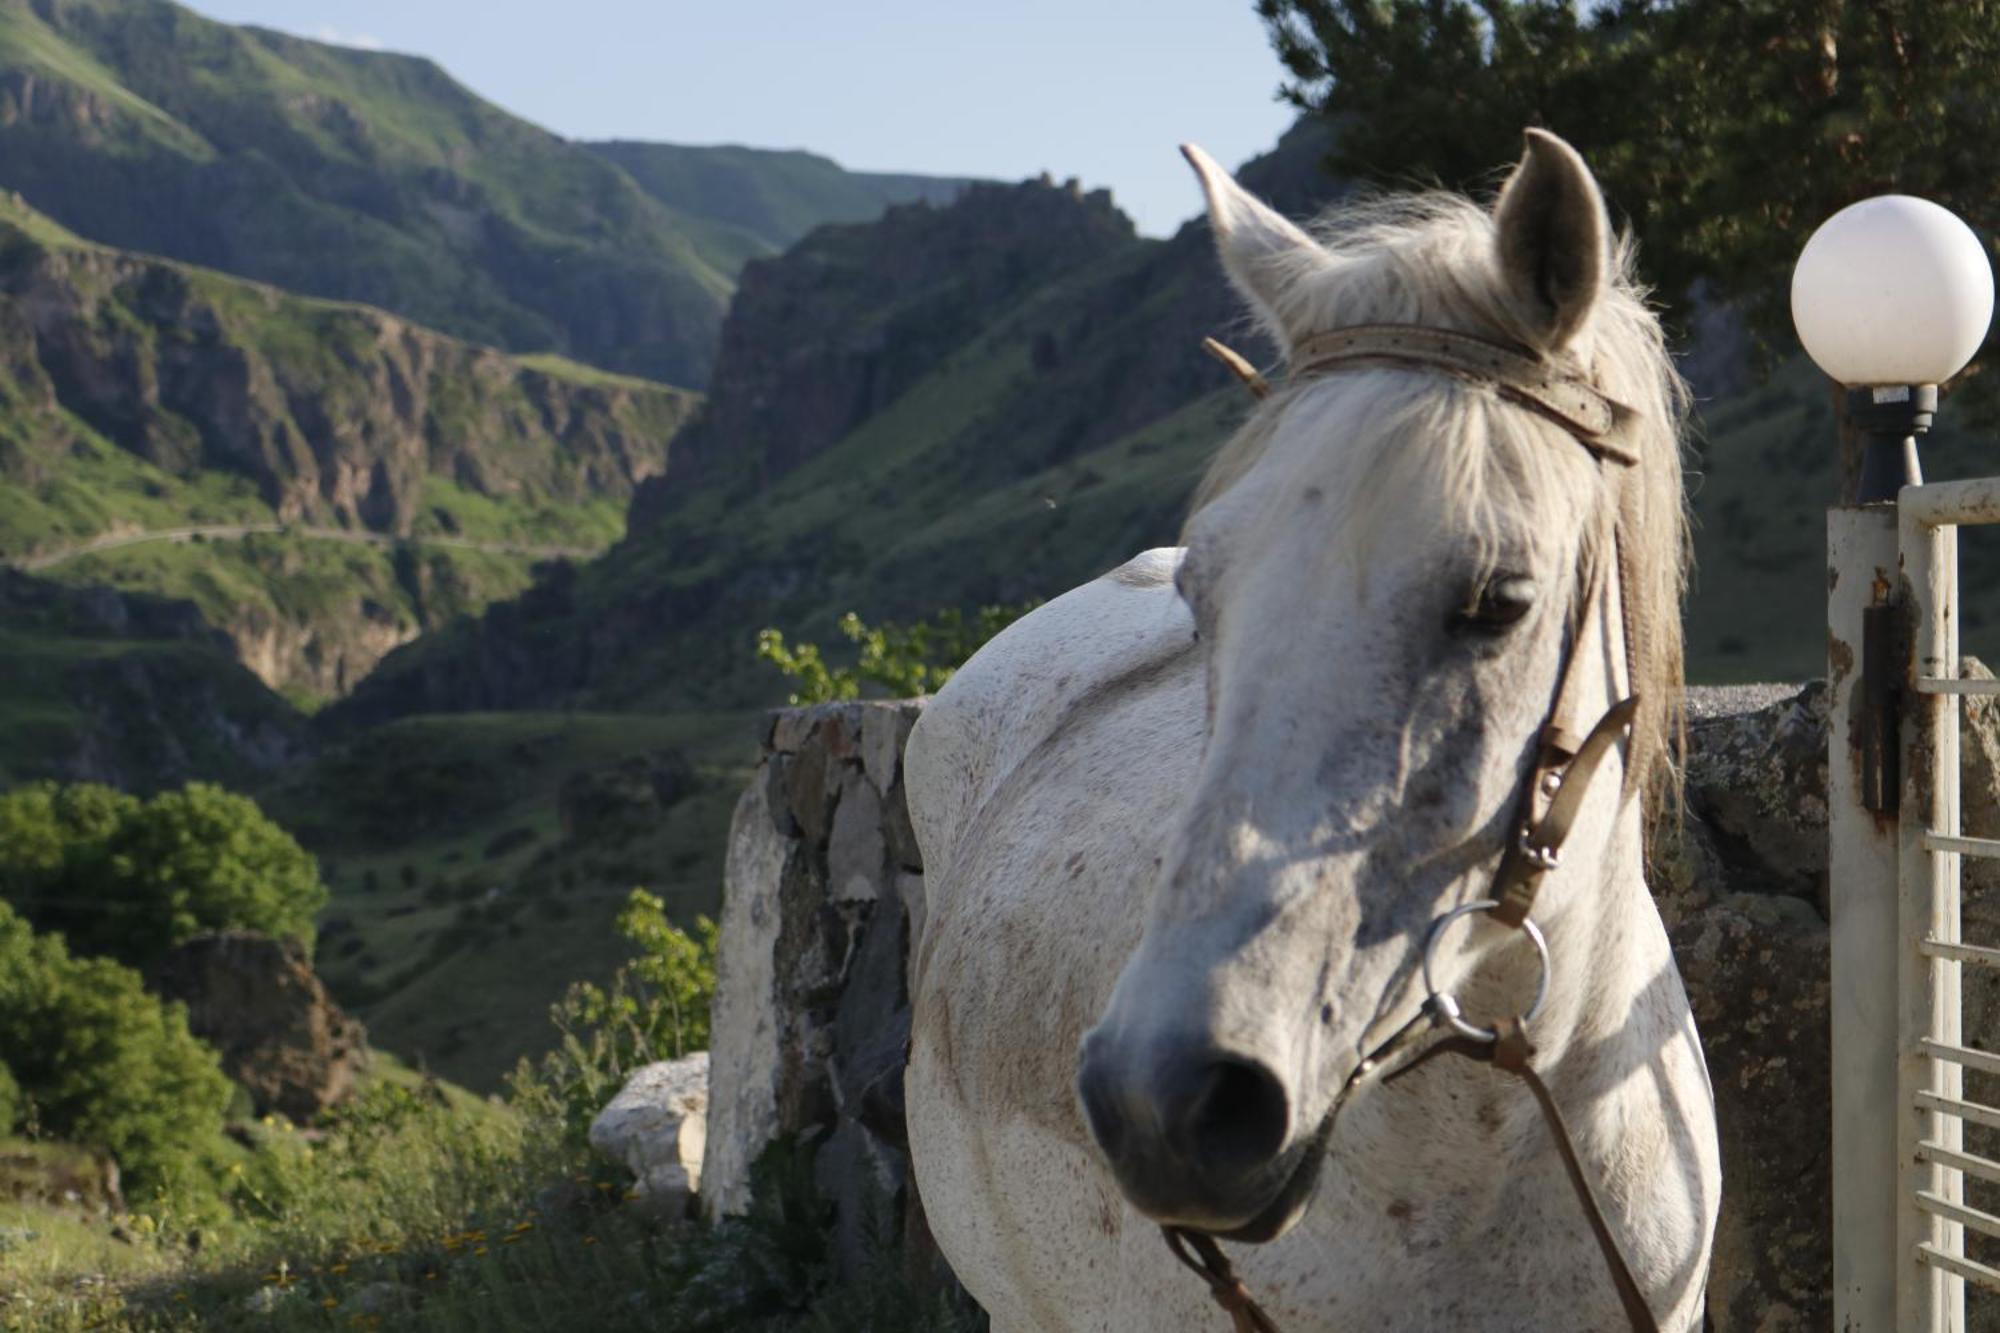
[1168, 327, 1660, 1333]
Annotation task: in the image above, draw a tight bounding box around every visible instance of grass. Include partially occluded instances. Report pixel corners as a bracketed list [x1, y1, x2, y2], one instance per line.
[258, 710, 758, 1092]
[0, 1043, 974, 1333]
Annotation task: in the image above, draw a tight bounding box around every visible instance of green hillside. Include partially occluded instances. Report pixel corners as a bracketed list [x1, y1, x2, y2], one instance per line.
[0, 187, 701, 700]
[0, 0, 963, 386]
[0, 569, 306, 792]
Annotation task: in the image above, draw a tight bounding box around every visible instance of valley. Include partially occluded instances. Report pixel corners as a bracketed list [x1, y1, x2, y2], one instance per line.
[0, 0, 1958, 1105]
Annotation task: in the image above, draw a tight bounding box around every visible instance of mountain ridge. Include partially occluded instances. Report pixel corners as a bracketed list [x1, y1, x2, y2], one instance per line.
[0, 0, 970, 386]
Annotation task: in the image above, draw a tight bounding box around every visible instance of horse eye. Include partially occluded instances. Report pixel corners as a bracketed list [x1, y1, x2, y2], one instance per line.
[1456, 574, 1537, 633]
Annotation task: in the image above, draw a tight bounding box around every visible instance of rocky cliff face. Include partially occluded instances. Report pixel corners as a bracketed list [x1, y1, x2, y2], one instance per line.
[0, 198, 700, 548]
[0, 569, 306, 791]
[635, 177, 1138, 514]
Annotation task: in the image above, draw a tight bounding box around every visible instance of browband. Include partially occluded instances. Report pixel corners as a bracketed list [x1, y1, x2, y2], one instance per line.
[1287, 324, 1641, 467]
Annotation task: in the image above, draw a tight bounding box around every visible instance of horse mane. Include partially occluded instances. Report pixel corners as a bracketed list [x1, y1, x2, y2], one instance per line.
[1185, 191, 1691, 818]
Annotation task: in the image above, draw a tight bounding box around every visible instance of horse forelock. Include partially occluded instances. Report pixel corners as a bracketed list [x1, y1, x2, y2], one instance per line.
[1184, 191, 1689, 817]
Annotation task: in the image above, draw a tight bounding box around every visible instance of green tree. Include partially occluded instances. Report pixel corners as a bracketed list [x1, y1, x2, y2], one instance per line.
[0, 902, 230, 1193]
[1258, 0, 2000, 349]
[758, 601, 1042, 704]
[0, 782, 327, 972]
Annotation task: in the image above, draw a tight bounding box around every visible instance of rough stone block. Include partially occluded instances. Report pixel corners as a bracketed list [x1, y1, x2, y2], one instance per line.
[703, 780, 795, 1220]
[589, 1052, 709, 1219]
[827, 775, 887, 903]
[861, 703, 912, 794]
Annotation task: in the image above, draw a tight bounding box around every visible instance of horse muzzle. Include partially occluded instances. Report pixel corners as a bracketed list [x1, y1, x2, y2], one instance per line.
[1075, 1026, 1320, 1239]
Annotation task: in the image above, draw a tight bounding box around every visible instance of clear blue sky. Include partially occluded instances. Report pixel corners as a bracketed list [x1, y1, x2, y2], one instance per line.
[178, 0, 1300, 238]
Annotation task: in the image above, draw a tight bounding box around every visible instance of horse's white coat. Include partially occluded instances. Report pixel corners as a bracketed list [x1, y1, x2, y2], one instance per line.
[905, 134, 1720, 1332]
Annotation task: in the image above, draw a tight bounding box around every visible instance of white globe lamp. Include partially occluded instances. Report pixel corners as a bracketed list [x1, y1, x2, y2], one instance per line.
[1791, 195, 1995, 502]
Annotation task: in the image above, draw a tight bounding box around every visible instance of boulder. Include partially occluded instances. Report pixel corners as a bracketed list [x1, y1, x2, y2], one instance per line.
[589, 1052, 710, 1219]
[147, 931, 368, 1122]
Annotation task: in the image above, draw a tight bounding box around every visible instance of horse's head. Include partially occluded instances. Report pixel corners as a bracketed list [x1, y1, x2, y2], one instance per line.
[1075, 132, 1686, 1240]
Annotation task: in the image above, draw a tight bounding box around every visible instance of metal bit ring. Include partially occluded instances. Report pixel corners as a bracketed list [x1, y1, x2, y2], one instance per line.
[1420, 899, 1551, 1043]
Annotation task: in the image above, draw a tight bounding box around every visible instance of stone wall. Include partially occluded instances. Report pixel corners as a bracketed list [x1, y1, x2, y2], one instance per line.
[701, 682, 2000, 1328]
[701, 700, 930, 1281]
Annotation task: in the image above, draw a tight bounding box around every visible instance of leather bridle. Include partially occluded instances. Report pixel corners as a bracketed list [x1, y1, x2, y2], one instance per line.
[1166, 328, 1662, 1333]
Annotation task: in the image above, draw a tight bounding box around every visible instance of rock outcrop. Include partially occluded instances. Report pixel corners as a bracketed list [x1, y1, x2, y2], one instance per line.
[588, 1052, 710, 1219]
[148, 931, 368, 1122]
[706, 681, 2000, 1327]
[0, 568, 306, 791]
[0, 196, 700, 547]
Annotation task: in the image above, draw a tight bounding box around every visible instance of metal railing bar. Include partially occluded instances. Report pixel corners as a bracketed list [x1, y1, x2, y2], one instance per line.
[1915, 676, 2000, 696]
[1917, 1091, 2000, 1134]
[1924, 832, 2000, 859]
[1900, 476, 2000, 530]
[1917, 1190, 2000, 1242]
[1921, 1039, 2000, 1079]
[1918, 1242, 2000, 1293]
[1919, 1141, 2000, 1187]
[1921, 939, 2000, 969]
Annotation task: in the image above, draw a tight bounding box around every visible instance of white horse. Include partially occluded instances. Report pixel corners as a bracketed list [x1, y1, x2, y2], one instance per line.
[904, 131, 1720, 1331]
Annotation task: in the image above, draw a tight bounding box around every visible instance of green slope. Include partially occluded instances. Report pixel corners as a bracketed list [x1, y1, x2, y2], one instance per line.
[0, 187, 700, 699]
[0, 0, 961, 386]
[0, 569, 306, 792]
[258, 708, 755, 1091]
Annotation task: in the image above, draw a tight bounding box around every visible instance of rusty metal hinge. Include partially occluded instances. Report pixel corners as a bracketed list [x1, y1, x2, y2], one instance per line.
[1861, 602, 1901, 813]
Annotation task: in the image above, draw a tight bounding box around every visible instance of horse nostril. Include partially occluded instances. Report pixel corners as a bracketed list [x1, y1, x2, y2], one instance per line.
[1172, 1058, 1290, 1177]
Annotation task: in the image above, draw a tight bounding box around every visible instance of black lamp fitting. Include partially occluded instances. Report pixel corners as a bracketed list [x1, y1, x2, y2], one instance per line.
[1849, 383, 1939, 505]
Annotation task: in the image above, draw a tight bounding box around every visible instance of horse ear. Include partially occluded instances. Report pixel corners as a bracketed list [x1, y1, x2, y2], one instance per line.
[1492, 129, 1608, 351]
[1182, 142, 1322, 348]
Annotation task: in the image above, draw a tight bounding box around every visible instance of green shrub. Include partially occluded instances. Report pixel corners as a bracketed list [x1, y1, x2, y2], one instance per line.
[757, 602, 1040, 704]
[0, 902, 230, 1194]
[0, 781, 328, 971]
[512, 889, 718, 1140]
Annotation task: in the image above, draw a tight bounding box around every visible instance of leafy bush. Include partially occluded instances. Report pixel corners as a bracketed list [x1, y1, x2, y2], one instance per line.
[0, 781, 327, 971]
[0, 902, 230, 1194]
[512, 889, 719, 1139]
[756, 602, 1040, 704]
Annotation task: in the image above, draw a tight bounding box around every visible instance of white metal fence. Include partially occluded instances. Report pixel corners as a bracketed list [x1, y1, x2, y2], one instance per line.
[1833, 479, 2000, 1331]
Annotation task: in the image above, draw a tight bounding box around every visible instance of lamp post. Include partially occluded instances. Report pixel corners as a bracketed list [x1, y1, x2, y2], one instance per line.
[1809, 195, 1993, 1333]
[1792, 194, 1993, 503]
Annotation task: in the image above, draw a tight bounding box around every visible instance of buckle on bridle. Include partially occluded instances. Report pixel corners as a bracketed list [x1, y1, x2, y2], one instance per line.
[1517, 824, 1562, 873]
[1420, 899, 1552, 1043]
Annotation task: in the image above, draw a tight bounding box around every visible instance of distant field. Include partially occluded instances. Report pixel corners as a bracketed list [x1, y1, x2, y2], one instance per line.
[259, 709, 760, 1091]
